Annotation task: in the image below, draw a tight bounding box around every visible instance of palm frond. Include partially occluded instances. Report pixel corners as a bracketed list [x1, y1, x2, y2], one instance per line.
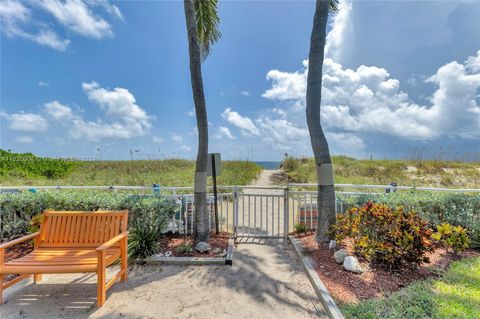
[329, 0, 340, 13]
[194, 0, 222, 60]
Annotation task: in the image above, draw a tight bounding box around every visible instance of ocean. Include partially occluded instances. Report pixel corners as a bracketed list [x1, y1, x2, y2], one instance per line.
[254, 161, 281, 170]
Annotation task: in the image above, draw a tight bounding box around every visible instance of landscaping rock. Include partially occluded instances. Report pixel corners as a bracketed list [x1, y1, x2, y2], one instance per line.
[334, 249, 348, 264]
[343, 256, 364, 273]
[164, 251, 172, 257]
[212, 247, 222, 254]
[195, 242, 211, 253]
[328, 240, 337, 250]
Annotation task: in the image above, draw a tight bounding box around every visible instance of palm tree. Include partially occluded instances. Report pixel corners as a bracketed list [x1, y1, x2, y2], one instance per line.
[183, 0, 221, 243]
[305, 0, 339, 242]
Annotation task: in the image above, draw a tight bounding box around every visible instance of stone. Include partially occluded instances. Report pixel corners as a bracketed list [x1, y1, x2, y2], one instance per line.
[328, 240, 337, 250]
[333, 249, 348, 264]
[195, 241, 211, 253]
[343, 256, 364, 273]
[164, 251, 172, 257]
[212, 247, 222, 254]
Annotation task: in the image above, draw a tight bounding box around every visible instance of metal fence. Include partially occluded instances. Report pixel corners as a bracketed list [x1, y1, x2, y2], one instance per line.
[1, 184, 479, 241]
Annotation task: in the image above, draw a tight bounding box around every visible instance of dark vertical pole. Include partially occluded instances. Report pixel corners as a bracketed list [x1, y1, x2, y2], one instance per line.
[212, 155, 219, 234]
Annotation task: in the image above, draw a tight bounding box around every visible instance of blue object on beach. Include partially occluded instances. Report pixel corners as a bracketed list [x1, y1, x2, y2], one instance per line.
[152, 183, 161, 195]
[28, 188, 37, 193]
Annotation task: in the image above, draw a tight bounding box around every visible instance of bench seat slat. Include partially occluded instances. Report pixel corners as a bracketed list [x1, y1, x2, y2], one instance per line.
[1, 247, 120, 274]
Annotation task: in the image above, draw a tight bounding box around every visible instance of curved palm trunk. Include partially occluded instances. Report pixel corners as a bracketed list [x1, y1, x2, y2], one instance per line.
[306, 0, 336, 243]
[184, 0, 209, 243]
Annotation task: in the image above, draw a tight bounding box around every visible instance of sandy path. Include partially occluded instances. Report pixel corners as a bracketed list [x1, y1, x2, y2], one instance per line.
[251, 169, 279, 188]
[0, 240, 326, 319]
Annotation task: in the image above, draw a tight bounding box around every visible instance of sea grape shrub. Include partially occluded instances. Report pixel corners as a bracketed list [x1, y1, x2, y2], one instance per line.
[332, 202, 434, 269]
[0, 191, 178, 241]
[432, 223, 470, 254]
[28, 213, 44, 233]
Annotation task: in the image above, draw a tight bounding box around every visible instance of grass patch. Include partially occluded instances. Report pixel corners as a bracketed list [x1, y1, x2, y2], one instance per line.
[280, 156, 479, 188]
[340, 257, 480, 319]
[0, 150, 262, 186]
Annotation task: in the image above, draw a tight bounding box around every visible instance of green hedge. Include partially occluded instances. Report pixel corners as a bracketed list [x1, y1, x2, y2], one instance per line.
[0, 191, 179, 240]
[339, 191, 480, 232]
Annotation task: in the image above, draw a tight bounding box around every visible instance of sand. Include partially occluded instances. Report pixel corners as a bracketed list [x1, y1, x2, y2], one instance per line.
[0, 239, 327, 319]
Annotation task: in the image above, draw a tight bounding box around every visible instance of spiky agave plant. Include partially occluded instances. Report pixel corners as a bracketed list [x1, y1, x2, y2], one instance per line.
[128, 213, 161, 260]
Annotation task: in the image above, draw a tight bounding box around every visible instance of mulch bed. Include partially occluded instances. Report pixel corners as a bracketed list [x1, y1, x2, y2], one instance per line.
[296, 233, 479, 304]
[1, 240, 34, 283]
[158, 232, 230, 257]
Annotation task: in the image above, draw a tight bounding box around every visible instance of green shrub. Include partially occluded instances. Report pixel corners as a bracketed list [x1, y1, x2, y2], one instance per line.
[0, 191, 178, 240]
[176, 242, 192, 254]
[294, 223, 308, 234]
[470, 228, 480, 250]
[28, 213, 44, 233]
[332, 202, 434, 269]
[432, 223, 470, 253]
[281, 157, 299, 173]
[0, 149, 76, 179]
[339, 191, 480, 234]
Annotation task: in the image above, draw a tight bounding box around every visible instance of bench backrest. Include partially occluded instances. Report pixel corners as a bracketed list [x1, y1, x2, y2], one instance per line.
[37, 210, 128, 248]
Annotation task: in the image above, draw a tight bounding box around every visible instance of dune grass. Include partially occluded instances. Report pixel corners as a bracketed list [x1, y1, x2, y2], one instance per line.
[280, 156, 480, 188]
[0, 151, 262, 186]
[340, 256, 480, 319]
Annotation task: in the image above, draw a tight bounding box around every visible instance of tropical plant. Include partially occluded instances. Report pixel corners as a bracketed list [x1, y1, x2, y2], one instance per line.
[128, 213, 162, 260]
[176, 242, 193, 254]
[183, 0, 221, 243]
[305, 0, 339, 242]
[332, 202, 434, 269]
[294, 222, 308, 234]
[432, 223, 470, 254]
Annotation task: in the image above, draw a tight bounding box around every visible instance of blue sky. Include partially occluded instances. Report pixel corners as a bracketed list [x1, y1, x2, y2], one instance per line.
[1, 0, 479, 161]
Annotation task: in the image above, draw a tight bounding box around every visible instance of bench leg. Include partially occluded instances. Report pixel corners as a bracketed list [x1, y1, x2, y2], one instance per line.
[0, 274, 3, 304]
[34, 274, 42, 283]
[97, 251, 106, 307]
[121, 237, 128, 282]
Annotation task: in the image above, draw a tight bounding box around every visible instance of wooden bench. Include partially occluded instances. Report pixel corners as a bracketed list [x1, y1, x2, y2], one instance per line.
[0, 210, 129, 307]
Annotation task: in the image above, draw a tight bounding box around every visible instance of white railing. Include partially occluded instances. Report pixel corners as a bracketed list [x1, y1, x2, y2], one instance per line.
[1, 183, 479, 241]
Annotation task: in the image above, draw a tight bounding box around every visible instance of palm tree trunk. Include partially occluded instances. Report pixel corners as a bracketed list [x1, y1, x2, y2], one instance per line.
[184, 0, 209, 243]
[306, 0, 336, 243]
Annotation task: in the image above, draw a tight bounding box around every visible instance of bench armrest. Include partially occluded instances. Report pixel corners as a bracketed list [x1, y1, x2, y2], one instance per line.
[96, 232, 129, 252]
[0, 232, 39, 250]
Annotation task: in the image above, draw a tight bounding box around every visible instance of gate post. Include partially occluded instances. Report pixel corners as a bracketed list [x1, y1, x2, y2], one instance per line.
[233, 185, 239, 238]
[284, 187, 289, 243]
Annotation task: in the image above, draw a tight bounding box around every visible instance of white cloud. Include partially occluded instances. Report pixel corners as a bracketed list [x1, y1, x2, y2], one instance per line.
[9, 81, 155, 141]
[221, 108, 260, 136]
[240, 90, 251, 96]
[15, 136, 34, 144]
[0, 0, 122, 50]
[38, 0, 113, 39]
[186, 108, 195, 117]
[262, 51, 480, 144]
[0, 0, 70, 51]
[325, 0, 353, 63]
[78, 81, 152, 140]
[215, 126, 236, 140]
[28, 29, 70, 51]
[38, 81, 50, 87]
[152, 136, 164, 144]
[3, 112, 49, 132]
[180, 145, 191, 152]
[257, 117, 309, 151]
[170, 133, 183, 143]
[44, 101, 75, 121]
[90, 0, 124, 21]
